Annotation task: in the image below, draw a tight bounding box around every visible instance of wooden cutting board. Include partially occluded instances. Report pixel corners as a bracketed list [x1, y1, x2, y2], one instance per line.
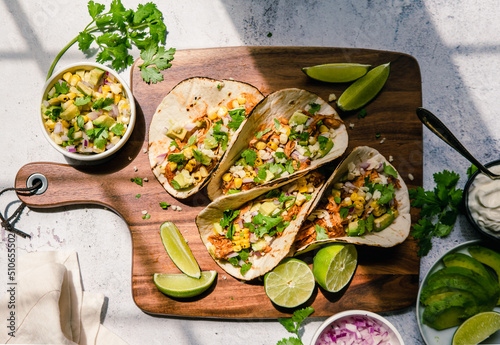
[15, 47, 422, 318]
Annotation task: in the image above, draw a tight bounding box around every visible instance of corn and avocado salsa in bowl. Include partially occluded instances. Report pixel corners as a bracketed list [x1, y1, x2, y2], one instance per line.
[40, 62, 135, 161]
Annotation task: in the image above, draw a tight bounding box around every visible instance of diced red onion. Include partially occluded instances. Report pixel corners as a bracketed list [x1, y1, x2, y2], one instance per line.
[227, 252, 238, 259]
[156, 153, 167, 161]
[82, 146, 93, 153]
[219, 126, 228, 133]
[238, 260, 245, 266]
[266, 157, 275, 164]
[360, 162, 370, 170]
[305, 117, 314, 126]
[238, 219, 244, 229]
[254, 251, 262, 257]
[83, 139, 89, 148]
[87, 111, 101, 121]
[61, 134, 69, 141]
[250, 233, 258, 243]
[106, 143, 115, 150]
[184, 122, 197, 131]
[53, 122, 63, 134]
[299, 155, 309, 163]
[251, 211, 258, 216]
[291, 151, 300, 160]
[66, 145, 76, 152]
[109, 104, 119, 118]
[319, 132, 329, 137]
[43, 100, 50, 107]
[242, 178, 254, 183]
[273, 199, 280, 205]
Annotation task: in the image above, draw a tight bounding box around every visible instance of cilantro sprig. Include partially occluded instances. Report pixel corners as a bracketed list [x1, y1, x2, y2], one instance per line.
[47, 0, 175, 84]
[277, 307, 314, 345]
[409, 170, 463, 256]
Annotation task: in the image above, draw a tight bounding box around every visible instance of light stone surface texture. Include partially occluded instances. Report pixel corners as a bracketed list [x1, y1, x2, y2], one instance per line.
[1, 1, 498, 344]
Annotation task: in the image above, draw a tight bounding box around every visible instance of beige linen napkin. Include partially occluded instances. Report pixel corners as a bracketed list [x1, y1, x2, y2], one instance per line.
[0, 251, 128, 345]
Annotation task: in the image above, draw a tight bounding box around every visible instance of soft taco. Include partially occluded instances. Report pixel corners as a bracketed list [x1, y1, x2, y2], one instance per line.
[293, 146, 411, 254]
[149, 77, 264, 199]
[206, 88, 348, 201]
[196, 171, 325, 281]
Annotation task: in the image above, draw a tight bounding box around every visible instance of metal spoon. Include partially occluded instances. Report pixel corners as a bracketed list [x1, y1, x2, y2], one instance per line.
[416, 107, 500, 180]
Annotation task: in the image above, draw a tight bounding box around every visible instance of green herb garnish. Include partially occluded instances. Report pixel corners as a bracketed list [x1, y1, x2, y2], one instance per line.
[159, 202, 170, 209]
[277, 307, 314, 345]
[130, 177, 143, 186]
[227, 108, 246, 130]
[241, 149, 257, 166]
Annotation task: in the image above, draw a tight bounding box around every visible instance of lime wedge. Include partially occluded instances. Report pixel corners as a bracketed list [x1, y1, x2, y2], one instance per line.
[313, 244, 357, 292]
[302, 63, 371, 83]
[264, 258, 315, 308]
[154, 270, 217, 298]
[160, 221, 201, 279]
[337, 62, 390, 111]
[452, 311, 500, 345]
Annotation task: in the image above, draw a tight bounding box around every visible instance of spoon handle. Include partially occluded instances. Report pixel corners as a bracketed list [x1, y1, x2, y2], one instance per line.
[416, 107, 499, 179]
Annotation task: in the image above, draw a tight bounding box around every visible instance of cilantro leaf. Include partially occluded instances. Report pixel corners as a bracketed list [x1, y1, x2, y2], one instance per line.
[110, 123, 126, 136]
[317, 135, 329, 150]
[277, 307, 314, 344]
[167, 153, 185, 163]
[130, 177, 143, 186]
[276, 337, 303, 345]
[467, 164, 478, 178]
[159, 202, 170, 209]
[212, 121, 229, 151]
[139, 44, 176, 83]
[274, 119, 281, 130]
[256, 128, 271, 139]
[88, 1, 106, 19]
[339, 207, 349, 219]
[315, 224, 329, 240]
[193, 149, 211, 165]
[241, 149, 257, 166]
[240, 262, 252, 275]
[170, 179, 181, 190]
[77, 115, 85, 130]
[227, 108, 246, 130]
[383, 162, 398, 178]
[54, 81, 70, 95]
[308, 103, 320, 115]
[92, 97, 114, 110]
[74, 96, 91, 106]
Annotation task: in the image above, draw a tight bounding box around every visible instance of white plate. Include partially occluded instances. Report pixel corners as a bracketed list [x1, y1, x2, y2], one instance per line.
[416, 240, 500, 344]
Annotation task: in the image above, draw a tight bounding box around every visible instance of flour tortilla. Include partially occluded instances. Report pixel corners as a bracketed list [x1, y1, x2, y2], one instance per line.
[293, 146, 411, 255]
[196, 172, 324, 281]
[206, 88, 348, 201]
[148, 77, 263, 199]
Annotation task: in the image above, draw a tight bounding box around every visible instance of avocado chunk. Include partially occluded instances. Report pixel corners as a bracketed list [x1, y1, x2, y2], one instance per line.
[89, 68, 105, 86]
[259, 201, 278, 216]
[76, 81, 94, 97]
[319, 138, 334, 157]
[251, 238, 267, 252]
[468, 245, 500, 305]
[289, 111, 310, 126]
[422, 292, 478, 330]
[167, 127, 187, 141]
[60, 103, 80, 121]
[93, 115, 116, 128]
[373, 212, 396, 232]
[347, 220, 366, 236]
[172, 171, 193, 190]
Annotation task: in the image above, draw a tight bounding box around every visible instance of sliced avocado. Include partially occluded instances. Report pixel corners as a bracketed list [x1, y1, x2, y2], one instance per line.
[289, 111, 310, 126]
[203, 135, 218, 149]
[172, 172, 193, 190]
[427, 266, 499, 308]
[259, 201, 278, 216]
[347, 220, 365, 236]
[373, 213, 395, 232]
[443, 252, 495, 281]
[60, 103, 80, 121]
[76, 81, 94, 97]
[264, 170, 274, 182]
[89, 68, 105, 86]
[421, 291, 462, 306]
[420, 270, 492, 309]
[468, 245, 500, 305]
[319, 138, 334, 157]
[93, 115, 116, 128]
[167, 127, 187, 141]
[422, 292, 478, 330]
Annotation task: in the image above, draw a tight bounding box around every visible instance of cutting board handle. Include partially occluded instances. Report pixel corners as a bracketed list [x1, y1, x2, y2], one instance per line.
[15, 162, 119, 211]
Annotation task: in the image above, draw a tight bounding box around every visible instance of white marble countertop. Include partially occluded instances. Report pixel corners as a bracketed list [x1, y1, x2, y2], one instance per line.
[1, 1, 498, 344]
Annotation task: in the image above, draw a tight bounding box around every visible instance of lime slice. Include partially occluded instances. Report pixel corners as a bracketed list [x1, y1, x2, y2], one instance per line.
[302, 63, 371, 83]
[336, 62, 390, 111]
[313, 244, 357, 292]
[264, 258, 315, 308]
[452, 311, 500, 345]
[154, 270, 217, 298]
[160, 221, 201, 279]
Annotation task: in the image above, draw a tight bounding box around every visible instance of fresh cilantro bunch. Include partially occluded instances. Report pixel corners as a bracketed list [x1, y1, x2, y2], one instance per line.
[47, 0, 175, 84]
[409, 170, 463, 256]
[277, 307, 314, 345]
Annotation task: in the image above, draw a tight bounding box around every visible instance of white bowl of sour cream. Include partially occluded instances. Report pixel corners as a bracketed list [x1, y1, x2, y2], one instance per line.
[464, 160, 500, 243]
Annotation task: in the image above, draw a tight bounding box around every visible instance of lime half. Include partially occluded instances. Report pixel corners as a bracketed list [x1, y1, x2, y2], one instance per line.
[452, 311, 500, 345]
[337, 62, 390, 111]
[313, 244, 357, 292]
[264, 258, 315, 308]
[154, 271, 217, 298]
[302, 63, 371, 83]
[160, 221, 201, 279]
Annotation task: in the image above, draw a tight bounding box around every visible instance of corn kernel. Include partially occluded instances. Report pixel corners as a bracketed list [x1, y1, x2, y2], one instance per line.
[183, 147, 194, 159]
[231, 100, 239, 109]
[343, 198, 352, 206]
[61, 120, 70, 128]
[255, 141, 266, 150]
[58, 94, 69, 102]
[188, 158, 197, 166]
[233, 245, 242, 252]
[69, 74, 81, 87]
[351, 193, 358, 201]
[114, 94, 121, 104]
[63, 72, 72, 82]
[48, 98, 61, 106]
[298, 185, 308, 193]
[254, 157, 263, 166]
[237, 97, 246, 105]
[67, 92, 77, 100]
[169, 162, 177, 171]
[319, 125, 329, 133]
[234, 178, 243, 189]
[267, 141, 278, 151]
[217, 106, 228, 117]
[185, 163, 194, 172]
[101, 85, 111, 93]
[73, 131, 83, 139]
[82, 115, 89, 123]
[208, 111, 218, 120]
[193, 171, 202, 182]
[279, 134, 288, 145]
[45, 120, 55, 130]
[223, 173, 233, 182]
[199, 166, 208, 177]
[354, 201, 363, 210]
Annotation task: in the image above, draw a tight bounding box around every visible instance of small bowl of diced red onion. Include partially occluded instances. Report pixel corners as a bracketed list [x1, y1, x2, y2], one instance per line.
[40, 62, 136, 162]
[311, 310, 405, 345]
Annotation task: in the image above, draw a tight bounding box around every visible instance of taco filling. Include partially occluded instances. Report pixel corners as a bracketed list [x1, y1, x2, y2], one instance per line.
[152, 94, 259, 191]
[207, 172, 323, 276]
[295, 158, 402, 249]
[220, 103, 342, 195]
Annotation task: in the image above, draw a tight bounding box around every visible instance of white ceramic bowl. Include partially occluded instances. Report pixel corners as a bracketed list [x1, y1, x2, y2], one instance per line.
[310, 310, 405, 345]
[40, 62, 136, 162]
